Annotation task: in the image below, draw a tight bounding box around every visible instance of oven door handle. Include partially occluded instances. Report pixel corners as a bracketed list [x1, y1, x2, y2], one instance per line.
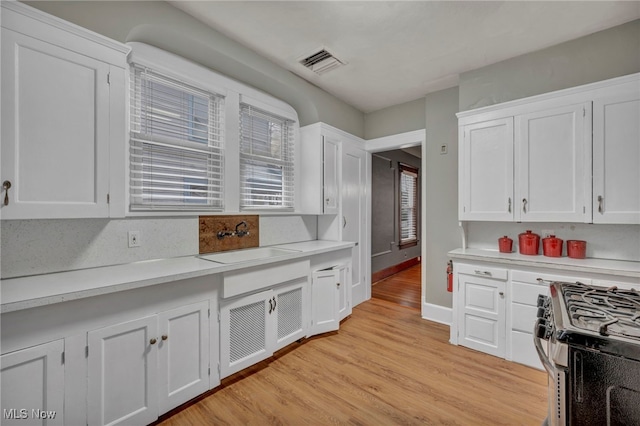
[534, 319, 555, 376]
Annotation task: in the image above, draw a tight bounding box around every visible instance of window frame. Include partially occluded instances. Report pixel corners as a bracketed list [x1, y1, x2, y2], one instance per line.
[129, 64, 225, 212]
[238, 102, 295, 211]
[398, 162, 419, 249]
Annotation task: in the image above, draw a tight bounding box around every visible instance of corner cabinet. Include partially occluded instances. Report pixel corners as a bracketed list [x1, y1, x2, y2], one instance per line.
[458, 73, 639, 224]
[0, 2, 128, 219]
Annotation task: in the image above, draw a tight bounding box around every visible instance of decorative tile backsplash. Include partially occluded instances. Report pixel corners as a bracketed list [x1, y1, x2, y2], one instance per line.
[199, 215, 259, 254]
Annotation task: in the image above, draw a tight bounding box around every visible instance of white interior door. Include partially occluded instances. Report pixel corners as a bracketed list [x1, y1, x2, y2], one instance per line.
[342, 143, 368, 306]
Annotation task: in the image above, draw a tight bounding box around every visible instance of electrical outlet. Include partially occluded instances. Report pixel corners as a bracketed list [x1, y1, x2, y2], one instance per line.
[541, 229, 554, 238]
[128, 231, 141, 248]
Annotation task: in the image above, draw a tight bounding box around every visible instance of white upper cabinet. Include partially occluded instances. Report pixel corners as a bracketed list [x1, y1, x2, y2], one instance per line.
[515, 103, 590, 222]
[460, 118, 514, 220]
[0, 3, 129, 219]
[592, 85, 640, 224]
[299, 123, 341, 214]
[458, 73, 639, 224]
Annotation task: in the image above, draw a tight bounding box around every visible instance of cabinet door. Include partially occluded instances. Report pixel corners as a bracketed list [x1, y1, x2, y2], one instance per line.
[460, 118, 514, 220]
[273, 279, 307, 350]
[88, 316, 158, 426]
[516, 103, 590, 222]
[337, 263, 352, 321]
[323, 137, 340, 214]
[157, 301, 210, 414]
[458, 273, 506, 358]
[220, 290, 273, 378]
[1, 29, 111, 219]
[1, 340, 64, 426]
[593, 90, 640, 224]
[309, 269, 340, 337]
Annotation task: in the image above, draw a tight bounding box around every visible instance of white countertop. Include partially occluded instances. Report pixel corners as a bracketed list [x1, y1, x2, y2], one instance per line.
[1, 240, 354, 314]
[448, 248, 640, 279]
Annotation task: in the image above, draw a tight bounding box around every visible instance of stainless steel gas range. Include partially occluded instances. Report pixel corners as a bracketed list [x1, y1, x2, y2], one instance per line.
[535, 281, 640, 425]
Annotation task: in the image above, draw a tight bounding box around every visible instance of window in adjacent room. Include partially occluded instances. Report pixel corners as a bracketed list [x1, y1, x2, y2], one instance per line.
[399, 163, 419, 248]
[239, 103, 295, 210]
[129, 65, 224, 210]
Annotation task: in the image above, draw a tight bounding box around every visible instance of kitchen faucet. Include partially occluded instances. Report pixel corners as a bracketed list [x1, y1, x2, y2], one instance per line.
[235, 221, 249, 237]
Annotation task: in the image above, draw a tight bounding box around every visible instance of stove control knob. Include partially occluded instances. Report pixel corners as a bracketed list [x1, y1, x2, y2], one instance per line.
[535, 319, 549, 340]
[536, 306, 546, 319]
[536, 294, 548, 307]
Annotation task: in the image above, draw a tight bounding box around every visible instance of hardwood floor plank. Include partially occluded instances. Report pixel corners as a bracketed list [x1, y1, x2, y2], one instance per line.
[372, 264, 422, 309]
[156, 297, 547, 426]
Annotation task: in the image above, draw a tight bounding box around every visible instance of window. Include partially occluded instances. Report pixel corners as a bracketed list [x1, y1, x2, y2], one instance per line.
[239, 103, 295, 210]
[399, 163, 418, 247]
[129, 65, 224, 210]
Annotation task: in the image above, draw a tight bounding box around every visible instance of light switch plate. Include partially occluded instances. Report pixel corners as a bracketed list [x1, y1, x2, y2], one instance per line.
[128, 230, 141, 248]
[440, 144, 448, 155]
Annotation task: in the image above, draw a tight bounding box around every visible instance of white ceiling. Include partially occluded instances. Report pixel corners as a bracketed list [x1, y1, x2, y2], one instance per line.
[170, 1, 640, 113]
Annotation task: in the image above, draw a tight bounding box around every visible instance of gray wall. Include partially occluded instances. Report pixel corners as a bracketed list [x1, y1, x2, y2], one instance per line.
[364, 98, 426, 140]
[423, 87, 459, 309]
[25, 1, 365, 136]
[371, 150, 422, 274]
[459, 19, 640, 111]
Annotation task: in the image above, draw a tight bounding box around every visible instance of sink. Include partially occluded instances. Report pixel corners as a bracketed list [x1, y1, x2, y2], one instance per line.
[199, 247, 300, 264]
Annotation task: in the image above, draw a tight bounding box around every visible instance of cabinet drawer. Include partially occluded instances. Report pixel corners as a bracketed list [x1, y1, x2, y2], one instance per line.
[511, 303, 538, 333]
[511, 281, 548, 305]
[511, 269, 592, 284]
[222, 260, 309, 298]
[510, 330, 542, 370]
[457, 263, 508, 281]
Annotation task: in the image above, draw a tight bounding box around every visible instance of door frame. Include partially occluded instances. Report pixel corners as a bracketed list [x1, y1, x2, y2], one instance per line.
[365, 129, 426, 310]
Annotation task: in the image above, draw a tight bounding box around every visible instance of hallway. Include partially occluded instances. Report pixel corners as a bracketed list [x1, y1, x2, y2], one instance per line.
[371, 263, 421, 309]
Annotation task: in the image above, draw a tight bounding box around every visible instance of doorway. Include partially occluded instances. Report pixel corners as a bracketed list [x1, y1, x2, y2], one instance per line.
[366, 131, 425, 310]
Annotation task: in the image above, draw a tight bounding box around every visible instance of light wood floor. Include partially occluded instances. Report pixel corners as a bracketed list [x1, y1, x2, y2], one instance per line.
[157, 297, 548, 425]
[372, 263, 422, 309]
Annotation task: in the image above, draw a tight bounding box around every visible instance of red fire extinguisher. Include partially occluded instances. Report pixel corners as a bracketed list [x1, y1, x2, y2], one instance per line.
[446, 260, 453, 292]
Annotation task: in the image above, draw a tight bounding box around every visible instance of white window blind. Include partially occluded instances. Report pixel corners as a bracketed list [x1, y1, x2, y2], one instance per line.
[239, 103, 295, 210]
[130, 65, 224, 210]
[399, 163, 418, 245]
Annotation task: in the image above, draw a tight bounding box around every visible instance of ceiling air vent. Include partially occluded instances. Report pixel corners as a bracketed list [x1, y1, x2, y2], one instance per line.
[299, 49, 344, 75]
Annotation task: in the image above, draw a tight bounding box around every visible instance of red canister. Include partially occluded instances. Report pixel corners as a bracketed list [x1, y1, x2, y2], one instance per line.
[498, 236, 513, 253]
[542, 235, 563, 257]
[519, 230, 540, 255]
[567, 240, 587, 259]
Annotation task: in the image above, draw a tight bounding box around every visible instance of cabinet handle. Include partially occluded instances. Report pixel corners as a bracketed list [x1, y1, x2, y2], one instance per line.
[522, 198, 527, 213]
[508, 197, 511, 213]
[268, 298, 273, 314]
[326, 198, 330, 204]
[161, 335, 168, 341]
[2, 181, 11, 206]
[597, 195, 603, 214]
[272, 297, 276, 311]
[499, 292, 504, 297]
[474, 270, 492, 276]
[343, 216, 347, 228]
[150, 338, 157, 345]
[337, 282, 341, 288]
[536, 278, 544, 282]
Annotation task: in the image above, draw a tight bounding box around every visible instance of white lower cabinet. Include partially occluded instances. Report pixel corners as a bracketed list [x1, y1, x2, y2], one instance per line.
[508, 270, 591, 370]
[310, 262, 352, 336]
[220, 279, 306, 379]
[0, 340, 65, 426]
[456, 264, 507, 358]
[87, 301, 210, 426]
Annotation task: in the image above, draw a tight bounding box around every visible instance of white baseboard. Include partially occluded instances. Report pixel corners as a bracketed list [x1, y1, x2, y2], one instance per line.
[421, 302, 452, 326]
